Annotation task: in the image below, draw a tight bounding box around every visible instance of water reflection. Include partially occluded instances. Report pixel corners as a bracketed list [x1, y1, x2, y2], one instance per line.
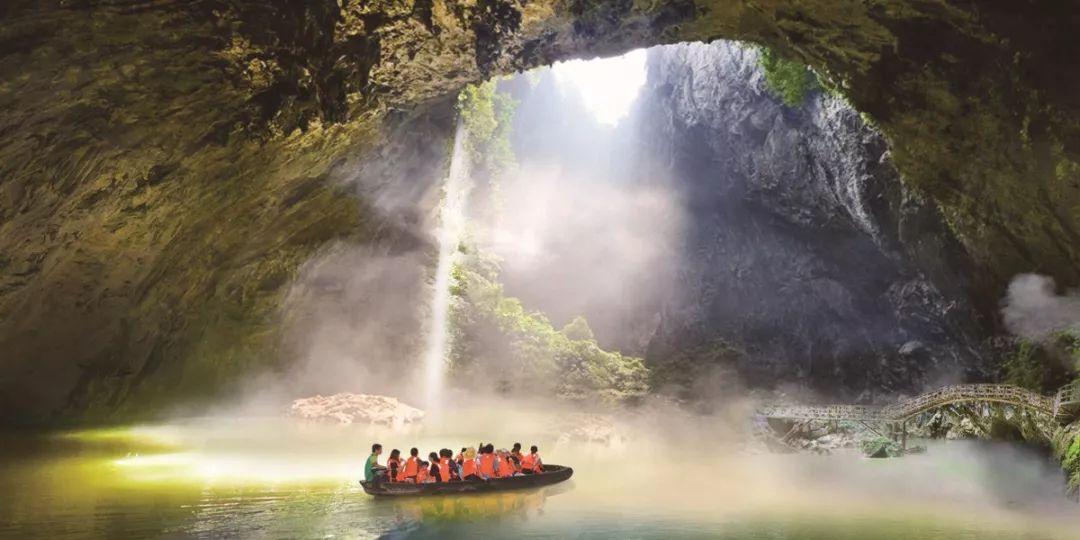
[390, 488, 549, 522]
[1, 423, 1079, 539]
[379, 488, 558, 538]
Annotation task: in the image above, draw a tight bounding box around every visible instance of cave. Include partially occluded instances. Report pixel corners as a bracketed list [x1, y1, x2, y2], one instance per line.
[2, 1, 1080, 537]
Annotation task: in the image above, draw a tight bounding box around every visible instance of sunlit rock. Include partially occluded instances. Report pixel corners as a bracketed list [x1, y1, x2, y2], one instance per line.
[551, 413, 628, 452]
[286, 393, 424, 428]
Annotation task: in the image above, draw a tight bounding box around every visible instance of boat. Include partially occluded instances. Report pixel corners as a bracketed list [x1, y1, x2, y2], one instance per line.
[360, 465, 574, 497]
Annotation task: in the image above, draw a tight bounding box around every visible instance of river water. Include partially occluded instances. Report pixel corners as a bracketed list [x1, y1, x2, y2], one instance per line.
[1, 417, 1078, 539]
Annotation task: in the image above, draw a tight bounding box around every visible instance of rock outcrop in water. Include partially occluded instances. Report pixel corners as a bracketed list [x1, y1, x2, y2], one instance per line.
[287, 393, 425, 428]
[636, 42, 991, 401]
[2, 1, 1079, 422]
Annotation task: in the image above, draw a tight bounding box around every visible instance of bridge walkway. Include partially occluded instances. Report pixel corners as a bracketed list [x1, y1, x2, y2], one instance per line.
[758, 383, 1080, 425]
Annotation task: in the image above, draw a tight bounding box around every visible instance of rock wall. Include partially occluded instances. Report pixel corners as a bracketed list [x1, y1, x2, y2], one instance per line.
[637, 42, 990, 400]
[1, 1, 1078, 422]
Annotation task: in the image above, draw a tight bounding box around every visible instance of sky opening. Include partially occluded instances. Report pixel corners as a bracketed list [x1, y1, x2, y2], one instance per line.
[551, 48, 648, 126]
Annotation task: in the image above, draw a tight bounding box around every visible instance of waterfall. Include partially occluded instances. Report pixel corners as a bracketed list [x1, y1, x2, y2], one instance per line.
[422, 123, 471, 408]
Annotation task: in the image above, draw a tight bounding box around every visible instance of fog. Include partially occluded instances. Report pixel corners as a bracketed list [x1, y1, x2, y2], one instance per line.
[481, 58, 683, 354]
[1002, 273, 1080, 341]
[112, 401, 1080, 538]
[229, 50, 683, 412]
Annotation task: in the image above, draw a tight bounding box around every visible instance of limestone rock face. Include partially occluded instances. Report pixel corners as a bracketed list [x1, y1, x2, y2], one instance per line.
[637, 42, 990, 399]
[2, 1, 1078, 422]
[287, 393, 424, 428]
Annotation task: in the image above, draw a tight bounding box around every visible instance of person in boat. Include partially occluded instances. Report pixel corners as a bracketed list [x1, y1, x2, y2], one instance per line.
[387, 449, 402, 483]
[428, 452, 441, 482]
[443, 449, 461, 480]
[416, 461, 431, 483]
[511, 442, 524, 464]
[496, 449, 517, 478]
[402, 447, 420, 483]
[459, 447, 479, 481]
[478, 443, 497, 479]
[455, 447, 467, 465]
[435, 450, 453, 483]
[520, 445, 543, 474]
[365, 443, 384, 483]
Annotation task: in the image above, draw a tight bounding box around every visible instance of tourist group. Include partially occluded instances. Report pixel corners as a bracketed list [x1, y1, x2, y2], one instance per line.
[364, 442, 544, 483]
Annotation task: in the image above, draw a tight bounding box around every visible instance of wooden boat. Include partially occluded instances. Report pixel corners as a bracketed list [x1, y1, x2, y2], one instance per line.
[360, 465, 573, 497]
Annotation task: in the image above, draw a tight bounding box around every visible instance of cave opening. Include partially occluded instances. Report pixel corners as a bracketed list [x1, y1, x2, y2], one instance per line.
[3, 2, 1080, 536]
[419, 41, 992, 412]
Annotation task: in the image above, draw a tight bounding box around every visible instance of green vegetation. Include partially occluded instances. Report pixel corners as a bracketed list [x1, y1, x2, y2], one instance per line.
[562, 316, 595, 342]
[1052, 423, 1080, 495]
[756, 46, 821, 108]
[860, 436, 901, 458]
[1001, 333, 1079, 395]
[1053, 329, 1080, 374]
[457, 80, 517, 178]
[447, 247, 649, 403]
[1001, 339, 1045, 392]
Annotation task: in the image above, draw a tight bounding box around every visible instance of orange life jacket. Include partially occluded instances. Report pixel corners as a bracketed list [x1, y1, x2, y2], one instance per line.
[403, 456, 419, 478]
[520, 453, 537, 472]
[438, 460, 451, 483]
[511, 450, 524, 464]
[479, 453, 496, 478]
[497, 456, 515, 478]
[461, 458, 478, 478]
[387, 457, 401, 482]
[416, 467, 430, 483]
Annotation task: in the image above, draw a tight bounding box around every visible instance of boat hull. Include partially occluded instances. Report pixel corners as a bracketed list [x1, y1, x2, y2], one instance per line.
[360, 464, 573, 497]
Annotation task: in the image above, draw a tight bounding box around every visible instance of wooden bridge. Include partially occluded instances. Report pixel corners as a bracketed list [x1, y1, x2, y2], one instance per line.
[757, 382, 1080, 425]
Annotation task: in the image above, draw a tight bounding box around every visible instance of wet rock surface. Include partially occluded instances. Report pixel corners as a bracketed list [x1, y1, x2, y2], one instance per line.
[287, 393, 425, 428]
[637, 42, 991, 400]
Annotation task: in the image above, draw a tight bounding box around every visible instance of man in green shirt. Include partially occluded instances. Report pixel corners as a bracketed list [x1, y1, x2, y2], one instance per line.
[364, 443, 383, 482]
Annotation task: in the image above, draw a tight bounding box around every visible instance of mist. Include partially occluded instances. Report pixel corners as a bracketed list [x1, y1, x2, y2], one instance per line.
[477, 58, 682, 354]
[279, 244, 429, 401]
[112, 400, 1080, 538]
[1002, 273, 1080, 341]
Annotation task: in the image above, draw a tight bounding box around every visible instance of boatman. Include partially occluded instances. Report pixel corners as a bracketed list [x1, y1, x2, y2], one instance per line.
[364, 443, 383, 482]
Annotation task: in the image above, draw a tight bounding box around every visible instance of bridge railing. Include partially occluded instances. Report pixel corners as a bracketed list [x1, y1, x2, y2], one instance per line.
[758, 383, 1067, 423]
[1055, 380, 1080, 419]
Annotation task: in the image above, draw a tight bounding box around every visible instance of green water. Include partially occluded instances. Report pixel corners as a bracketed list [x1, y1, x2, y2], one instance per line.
[1, 420, 1078, 539]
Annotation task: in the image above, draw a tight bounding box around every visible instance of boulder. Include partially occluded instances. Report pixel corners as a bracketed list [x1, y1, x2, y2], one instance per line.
[286, 393, 424, 428]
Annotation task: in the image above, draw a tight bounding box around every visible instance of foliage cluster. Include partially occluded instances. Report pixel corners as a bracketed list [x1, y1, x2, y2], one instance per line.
[1001, 334, 1079, 393]
[1053, 329, 1080, 374]
[756, 46, 820, 108]
[457, 80, 517, 178]
[447, 247, 650, 404]
[1052, 423, 1080, 496]
[859, 436, 901, 458]
[1001, 339, 1046, 392]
